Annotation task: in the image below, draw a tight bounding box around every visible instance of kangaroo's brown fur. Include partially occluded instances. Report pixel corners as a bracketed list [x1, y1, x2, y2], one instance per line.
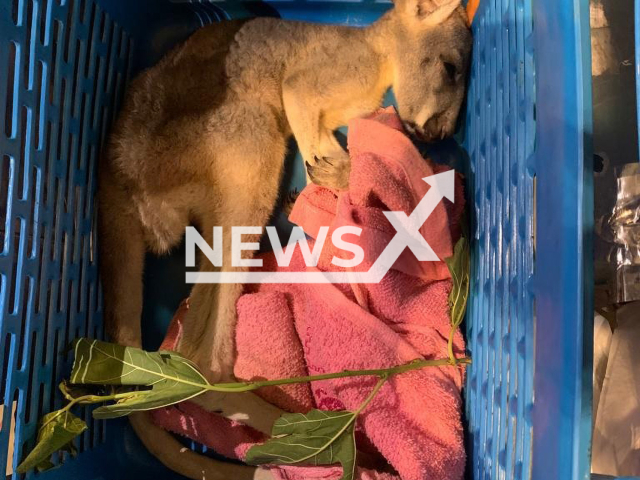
[98, 0, 472, 478]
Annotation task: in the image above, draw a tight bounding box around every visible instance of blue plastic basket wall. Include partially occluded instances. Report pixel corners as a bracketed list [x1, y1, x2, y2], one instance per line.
[0, 1, 594, 479]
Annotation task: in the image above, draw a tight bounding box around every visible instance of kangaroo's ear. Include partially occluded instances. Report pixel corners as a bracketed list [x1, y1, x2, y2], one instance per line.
[466, 0, 479, 24]
[395, 0, 461, 26]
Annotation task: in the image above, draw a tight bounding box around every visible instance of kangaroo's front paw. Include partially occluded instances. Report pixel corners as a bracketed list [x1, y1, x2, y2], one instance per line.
[306, 150, 351, 191]
[282, 188, 300, 216]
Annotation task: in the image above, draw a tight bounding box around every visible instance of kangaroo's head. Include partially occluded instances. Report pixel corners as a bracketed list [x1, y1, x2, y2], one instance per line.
[388, 0, 472, 142]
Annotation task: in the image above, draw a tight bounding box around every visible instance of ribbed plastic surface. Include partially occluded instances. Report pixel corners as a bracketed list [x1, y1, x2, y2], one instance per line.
[463, 1, 536, 480]
[0, 0, 132, 476]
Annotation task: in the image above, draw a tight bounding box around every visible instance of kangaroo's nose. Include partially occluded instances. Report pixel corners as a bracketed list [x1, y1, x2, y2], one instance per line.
[404, 120, 417, 133]
[423, 115, 442, 138]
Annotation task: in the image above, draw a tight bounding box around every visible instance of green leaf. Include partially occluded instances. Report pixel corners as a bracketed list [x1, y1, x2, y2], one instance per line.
[70, 339, 209, 418]
[246, 409, 357, 480]
[16, 410, 87, 474]
[445, 236, 470, 329]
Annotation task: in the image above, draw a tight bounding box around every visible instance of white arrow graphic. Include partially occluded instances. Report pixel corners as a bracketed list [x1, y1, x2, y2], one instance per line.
[186, 170, 455, 284]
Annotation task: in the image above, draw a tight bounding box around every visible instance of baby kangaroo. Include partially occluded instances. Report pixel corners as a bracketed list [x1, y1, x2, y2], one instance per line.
[98, 0, 472, 478]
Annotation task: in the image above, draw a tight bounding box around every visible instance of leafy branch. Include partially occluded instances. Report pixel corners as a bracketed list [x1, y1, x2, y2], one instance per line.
[16, 383, 140, 474]
[16, 410, 87, 474]
[445, 236, 470, 364]
[17, 233, 470, 477]
[17, 345, 470, 476]
[245, 375, 389, 480]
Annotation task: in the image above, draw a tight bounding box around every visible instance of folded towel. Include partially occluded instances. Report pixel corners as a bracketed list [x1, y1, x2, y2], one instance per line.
[151, 107, 467, 480]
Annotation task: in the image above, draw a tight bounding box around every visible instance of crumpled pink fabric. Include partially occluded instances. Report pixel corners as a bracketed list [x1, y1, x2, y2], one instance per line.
[151, 107, 467, 480]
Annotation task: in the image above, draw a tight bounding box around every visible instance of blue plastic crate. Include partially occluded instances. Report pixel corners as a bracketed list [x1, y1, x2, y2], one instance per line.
[0, 0, 595, 479]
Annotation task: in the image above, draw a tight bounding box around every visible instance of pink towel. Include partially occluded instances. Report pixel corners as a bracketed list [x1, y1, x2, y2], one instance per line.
[151, 107, 466, 480]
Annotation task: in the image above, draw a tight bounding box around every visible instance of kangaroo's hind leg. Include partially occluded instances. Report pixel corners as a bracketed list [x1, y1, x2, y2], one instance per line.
[179, 106, 289, 384]
[175, 112, 288, 434]
[99, 156, 269, 480]
[99, 162, 278, 480]
[184, 204, 287, 434]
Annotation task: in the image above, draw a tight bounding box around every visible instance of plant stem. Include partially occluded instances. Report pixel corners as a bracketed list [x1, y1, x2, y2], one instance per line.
[207, 356, 471, 393]
[66, 392, 142, 409]
[59, 357, 471, 406]
[354, 375, 388, 415]
[42, 390, 141, 430]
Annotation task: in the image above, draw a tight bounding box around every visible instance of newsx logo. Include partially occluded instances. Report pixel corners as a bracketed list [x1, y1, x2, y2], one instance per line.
[185, 170, 454, 284]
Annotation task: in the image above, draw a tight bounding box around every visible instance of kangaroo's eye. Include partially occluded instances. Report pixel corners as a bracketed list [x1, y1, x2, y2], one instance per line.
[443, 62, 457, 81]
